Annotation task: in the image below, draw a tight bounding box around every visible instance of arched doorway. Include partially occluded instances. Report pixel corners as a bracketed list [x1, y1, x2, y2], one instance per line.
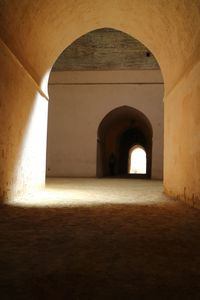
[128, 145, 146, 175]
[97, 106, 153, 178]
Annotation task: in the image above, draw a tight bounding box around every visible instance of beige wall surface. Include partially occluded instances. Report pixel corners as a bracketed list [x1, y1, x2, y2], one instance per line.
[0, 39, 48, 201]
[164, 59, 200, 208]
[47, 70, 164, 179]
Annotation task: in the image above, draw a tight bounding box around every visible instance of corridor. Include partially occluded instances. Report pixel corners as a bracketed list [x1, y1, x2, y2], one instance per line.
[1, 179, 200, 299]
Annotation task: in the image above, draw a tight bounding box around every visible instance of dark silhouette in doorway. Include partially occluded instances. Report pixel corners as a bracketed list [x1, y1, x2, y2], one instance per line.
[109, 153, 116, 176]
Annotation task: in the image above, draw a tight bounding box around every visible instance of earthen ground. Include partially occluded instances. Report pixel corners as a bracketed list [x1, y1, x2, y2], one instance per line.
[1, 178, 200, 299]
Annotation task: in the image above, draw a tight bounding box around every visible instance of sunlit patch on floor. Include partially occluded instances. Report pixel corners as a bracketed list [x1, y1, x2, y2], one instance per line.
[7, 178, 171, 208]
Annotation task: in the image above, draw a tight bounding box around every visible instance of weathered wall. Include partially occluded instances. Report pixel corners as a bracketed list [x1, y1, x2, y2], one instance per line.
[47, 70, 164, 179]
[0, 0, 199, 206]
[164, 59, 200, 208]
[0, 38, 48, 201]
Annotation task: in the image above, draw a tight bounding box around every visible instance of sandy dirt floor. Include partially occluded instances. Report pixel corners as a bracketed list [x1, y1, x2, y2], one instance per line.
[0, 178, 200, 299]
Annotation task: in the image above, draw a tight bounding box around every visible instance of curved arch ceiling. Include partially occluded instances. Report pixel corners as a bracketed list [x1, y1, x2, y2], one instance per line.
[0, 0, 199, 93]
[52, 28, 159, 71]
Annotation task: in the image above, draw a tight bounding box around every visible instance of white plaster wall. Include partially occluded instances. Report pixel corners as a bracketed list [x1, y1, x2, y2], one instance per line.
[47, 70, 164, 179]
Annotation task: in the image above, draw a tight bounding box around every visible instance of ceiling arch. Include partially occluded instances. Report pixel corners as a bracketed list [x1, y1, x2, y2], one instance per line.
[0, 0, 199, 94]
[52, 28, 159, 71]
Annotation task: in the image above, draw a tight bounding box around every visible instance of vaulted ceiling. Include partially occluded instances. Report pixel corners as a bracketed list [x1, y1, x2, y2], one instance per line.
[53, 28, 159, 71]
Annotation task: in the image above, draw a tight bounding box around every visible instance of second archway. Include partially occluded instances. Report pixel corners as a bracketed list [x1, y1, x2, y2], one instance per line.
[97, 106, 153, 178]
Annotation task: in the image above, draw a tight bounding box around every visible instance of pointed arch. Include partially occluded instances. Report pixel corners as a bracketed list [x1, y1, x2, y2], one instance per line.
[97, 106, 153, 178]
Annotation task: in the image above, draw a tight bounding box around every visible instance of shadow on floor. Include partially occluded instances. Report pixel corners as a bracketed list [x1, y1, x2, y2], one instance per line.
[0, 202, 200, 299]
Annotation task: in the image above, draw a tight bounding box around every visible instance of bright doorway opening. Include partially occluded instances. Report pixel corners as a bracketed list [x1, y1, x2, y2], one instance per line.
[128, 145, 147, 174]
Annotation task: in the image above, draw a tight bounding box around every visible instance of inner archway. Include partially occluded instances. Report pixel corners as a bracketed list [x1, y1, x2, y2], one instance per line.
[97, 106, 155, 178]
